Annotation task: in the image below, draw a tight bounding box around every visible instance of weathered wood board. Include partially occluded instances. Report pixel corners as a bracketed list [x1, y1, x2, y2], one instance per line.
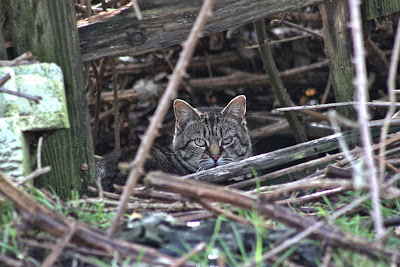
[183, 122, 400, 182]
[78, 0, 326, 62]
[363, 0, 400, 20]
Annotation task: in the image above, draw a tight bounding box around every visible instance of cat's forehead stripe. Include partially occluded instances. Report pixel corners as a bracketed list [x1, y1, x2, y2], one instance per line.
[201, 111, 223, 138]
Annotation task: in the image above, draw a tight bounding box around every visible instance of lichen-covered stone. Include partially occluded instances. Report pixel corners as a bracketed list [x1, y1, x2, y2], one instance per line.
[0, 119, 25, 179]
[0, 63, 69, 179]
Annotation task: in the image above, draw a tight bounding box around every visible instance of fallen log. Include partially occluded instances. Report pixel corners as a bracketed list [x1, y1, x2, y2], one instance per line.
[183, 120, 400, 182]
[0, 172, 187, 266]
[145, 171, 400, 263]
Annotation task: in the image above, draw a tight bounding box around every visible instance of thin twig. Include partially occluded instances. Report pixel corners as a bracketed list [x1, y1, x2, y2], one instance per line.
[106, 0, 216, 237]
[37, 136, 44, 169]
[271, 19, 324, 39]
[379, 15, 400, 184]
[245, 33, 313, 48]
[276, 101, 400, 112]
[0, 72, 11, 87]
[85, 0, 92, 17]
[249, 219, 327, 266]
[100, 0, 107, 11]
[321, 71, 332, 104]
[17, 166, 52, 186]
[374, 155, 400, 173]
[0, 52, 36, 67]
[41, 222, 77, 267]
[173, 242, 207, 267]
[328, 110, 357, 171]
[198, 198, 250, 225]
[0, 172, 183, 266]
[259, 179, 352, 200]
[91, 58, 108, 150]
[0, 73, 42, 103]
[321, 245, 333, 267]
[146, 172, 400, 263]
[275, 187, 348, 206]
[228, 152, 342, 189]
[348, 0, 384, 240]
[110, 58, 121, 152]
[247, 173, 400, 265]
[0, 255, 23, 267]
[91, 61, 102, 149]
[337, 130, 400, 167]
[17, 136, 52, 185]
[254, 19, 307, 143]
[131, 0, 143, 20]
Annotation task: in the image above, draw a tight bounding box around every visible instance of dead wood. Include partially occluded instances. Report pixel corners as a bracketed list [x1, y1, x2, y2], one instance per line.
[0, 255, 23, 267]
[173, 242, 207, 267]
[0, 52, 37, 67]
[183, 124, 400, 183]
[145, 171, 400, 263]
[325, 165, 352, 178]
[187, 59, 329, 91]
[249, 119, 289, 140]
[173, 210, 214, 222]
[90, 51, 242, 77]
[257, 178, 400, 201]
[41, 222, 76, 267]
[77, 0, 326, 62]
[0, 73, 42, 103]
[254, 19, 307, 143]
[227, 152, 342, 189]
[0, 172, 188, 266]
[89, 59, 329, 105]
[275, 187, 348, 206]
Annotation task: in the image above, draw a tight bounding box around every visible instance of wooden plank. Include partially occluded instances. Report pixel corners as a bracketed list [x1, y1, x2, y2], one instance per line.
[78, 0, 326, 62]
[363, 0, 400, 20]
[183, 121, 400, 182]
[319, 0, 356, 119]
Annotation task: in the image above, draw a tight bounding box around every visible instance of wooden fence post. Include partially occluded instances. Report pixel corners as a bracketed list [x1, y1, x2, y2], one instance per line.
[7, 0, 95, 199]
[319, 0, 356, 119]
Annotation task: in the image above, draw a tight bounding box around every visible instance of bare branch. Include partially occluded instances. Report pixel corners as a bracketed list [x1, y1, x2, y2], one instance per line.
[379, 14, 400, 184]
[348, 0, 384, 240]
[276, 101, 400, 112]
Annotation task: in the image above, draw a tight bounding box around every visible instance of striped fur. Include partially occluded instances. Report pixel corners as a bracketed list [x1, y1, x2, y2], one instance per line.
[173, 95, 252, 172]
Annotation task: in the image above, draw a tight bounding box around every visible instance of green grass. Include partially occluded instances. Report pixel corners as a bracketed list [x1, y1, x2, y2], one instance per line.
[2, 182, 400, 266]
[0, 201, 18, 256]
[313, 191, 400, 266]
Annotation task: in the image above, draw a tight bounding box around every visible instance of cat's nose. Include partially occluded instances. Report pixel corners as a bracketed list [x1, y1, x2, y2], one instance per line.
[211, 154, 220, 162]
[209, 144, 220, 162]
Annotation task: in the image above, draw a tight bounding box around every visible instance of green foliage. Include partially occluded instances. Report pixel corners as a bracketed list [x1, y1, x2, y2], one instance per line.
[313, 190, 400, 266]
[0, 201, 18, 256]
[2, 178, 400, 266]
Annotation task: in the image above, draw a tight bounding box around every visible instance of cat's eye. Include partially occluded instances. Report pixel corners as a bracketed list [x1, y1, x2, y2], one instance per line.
[194, 138, 207, 147]
[222, 137, 233, 145]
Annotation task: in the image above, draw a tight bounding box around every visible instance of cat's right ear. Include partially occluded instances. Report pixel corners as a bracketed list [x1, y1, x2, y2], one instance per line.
[174, 99, 201, 129]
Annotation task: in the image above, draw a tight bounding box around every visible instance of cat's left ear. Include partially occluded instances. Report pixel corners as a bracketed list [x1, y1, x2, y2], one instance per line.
[221, 95, 246, 122]
[174, 99, 201, 129]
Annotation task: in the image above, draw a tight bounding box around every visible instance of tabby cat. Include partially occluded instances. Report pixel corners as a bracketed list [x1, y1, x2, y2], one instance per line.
[96, 95, 252, 191]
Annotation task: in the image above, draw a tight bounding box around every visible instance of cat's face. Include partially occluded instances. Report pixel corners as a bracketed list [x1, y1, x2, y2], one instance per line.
[173, 95, 252, 172]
